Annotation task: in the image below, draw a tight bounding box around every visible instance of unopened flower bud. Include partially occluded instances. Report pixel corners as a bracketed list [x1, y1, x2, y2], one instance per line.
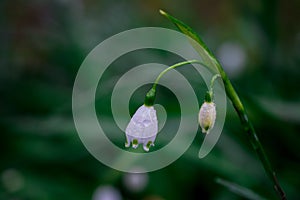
[198, 101, 216, 134]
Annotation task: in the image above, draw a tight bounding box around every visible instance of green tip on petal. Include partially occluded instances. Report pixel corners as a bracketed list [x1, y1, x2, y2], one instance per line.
[146, 141, 152, 149]
[204, 125, 210, 131]
[132, 139, 138, 145]
[143, 141, 153, 152]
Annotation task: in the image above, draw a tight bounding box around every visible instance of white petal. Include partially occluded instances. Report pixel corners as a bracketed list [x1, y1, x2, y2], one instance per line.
[125, 105, 158, 150]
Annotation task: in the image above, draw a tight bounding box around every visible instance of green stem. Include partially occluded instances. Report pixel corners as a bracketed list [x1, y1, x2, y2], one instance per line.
[206, 74, 221, 101]
[152, 59, 204, 89]
[209, 74, 221, 93]
[144, 59, 205, 106]
[215, 61, 286, 200]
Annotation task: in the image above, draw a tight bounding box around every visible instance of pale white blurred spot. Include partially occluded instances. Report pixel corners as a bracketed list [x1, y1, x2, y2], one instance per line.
[1, 169, 24, 192]
[217, 42, 247, 78]
[92, 185, 122, 200]
[123, 171, 148, 192]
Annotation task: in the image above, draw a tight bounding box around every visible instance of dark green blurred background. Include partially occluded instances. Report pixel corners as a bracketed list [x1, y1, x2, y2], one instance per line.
[1, 0, 299, 199]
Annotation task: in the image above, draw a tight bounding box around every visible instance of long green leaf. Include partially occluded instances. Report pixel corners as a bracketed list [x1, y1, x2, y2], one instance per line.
[159, 9, 220, 73]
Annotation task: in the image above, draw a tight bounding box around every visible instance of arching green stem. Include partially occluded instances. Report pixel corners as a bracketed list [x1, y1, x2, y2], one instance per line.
[205, 74, 221, 102]
[144, 59, 205, 106]
[209, 74, 221, 93]
[153, 60, 204, 89]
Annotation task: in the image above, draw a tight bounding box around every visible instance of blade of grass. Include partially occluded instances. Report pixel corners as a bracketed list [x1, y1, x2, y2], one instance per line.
[216, 178, 266, 200]
[159, 9, 286, 200]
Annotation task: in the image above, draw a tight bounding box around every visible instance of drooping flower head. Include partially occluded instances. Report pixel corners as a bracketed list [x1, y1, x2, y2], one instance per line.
[198, 74, 220, 134]
[198, 99, 216, 134]
[125, 105, 158, 151]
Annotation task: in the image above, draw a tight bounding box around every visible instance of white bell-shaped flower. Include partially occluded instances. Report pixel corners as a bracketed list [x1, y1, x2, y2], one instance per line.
[125, 105, 158, 151]
[198, 102, 216, 134]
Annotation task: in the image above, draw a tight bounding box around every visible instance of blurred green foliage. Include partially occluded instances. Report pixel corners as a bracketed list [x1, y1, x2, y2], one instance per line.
[1, 0, 299, 199]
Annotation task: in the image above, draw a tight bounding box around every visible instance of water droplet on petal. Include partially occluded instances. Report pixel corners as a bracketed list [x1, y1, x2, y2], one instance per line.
[142, 119, 151, 127]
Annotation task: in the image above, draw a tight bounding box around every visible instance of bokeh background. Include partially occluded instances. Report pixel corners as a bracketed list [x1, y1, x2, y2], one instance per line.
[1, 0, 300, 199]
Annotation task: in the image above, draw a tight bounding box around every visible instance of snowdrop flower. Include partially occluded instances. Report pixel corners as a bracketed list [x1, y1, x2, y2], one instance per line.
[198, 100, 216, 134]
[125, 104, 158, 151]
[198, 74, 220, 134]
